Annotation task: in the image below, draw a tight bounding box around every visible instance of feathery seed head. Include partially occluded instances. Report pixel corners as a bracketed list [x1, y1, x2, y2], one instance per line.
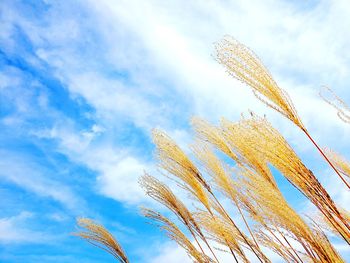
[152, 129, 211, 210]
[214, 36, 304, 129]
[74, 218, 129, 263]
[139, 174, 201, 235]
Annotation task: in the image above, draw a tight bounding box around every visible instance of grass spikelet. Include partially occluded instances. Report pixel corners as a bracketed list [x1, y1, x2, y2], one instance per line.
[74, 218, 129, 263]
[214, 36, 304, 129]
[320, 86, 350, 124]
[141, 208, 213, 263]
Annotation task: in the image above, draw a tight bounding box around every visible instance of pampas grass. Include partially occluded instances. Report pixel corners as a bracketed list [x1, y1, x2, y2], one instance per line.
[75, 36, 349, 262]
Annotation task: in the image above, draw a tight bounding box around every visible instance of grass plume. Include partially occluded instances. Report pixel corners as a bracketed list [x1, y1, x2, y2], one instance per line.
[74, 218, 129, 263]
[215, 36, 350, 189]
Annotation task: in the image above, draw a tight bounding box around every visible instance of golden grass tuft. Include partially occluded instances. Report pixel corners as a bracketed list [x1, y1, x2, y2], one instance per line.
[74, 218, 129, 263]
[214, 36, 304, 129]
[75, 36, 349, 263]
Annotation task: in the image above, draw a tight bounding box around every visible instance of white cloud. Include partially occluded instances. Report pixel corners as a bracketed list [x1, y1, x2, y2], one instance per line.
[147, 242, 189, 263]
[0, 212, 47, 243]
[37, 123, 153, 205]
[0, 151, 84, 212]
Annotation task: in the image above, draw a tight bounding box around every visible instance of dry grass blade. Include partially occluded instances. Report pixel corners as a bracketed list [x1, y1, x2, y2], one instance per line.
[320, 86, 350, 124]
[214, 36, 304, 129]
[74, 218, 129, 263]
[141, 208, 213, 263]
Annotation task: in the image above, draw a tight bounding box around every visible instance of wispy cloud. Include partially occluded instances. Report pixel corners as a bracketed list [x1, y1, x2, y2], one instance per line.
[0, 151, 84, 212]
[0, 212, 47, 243]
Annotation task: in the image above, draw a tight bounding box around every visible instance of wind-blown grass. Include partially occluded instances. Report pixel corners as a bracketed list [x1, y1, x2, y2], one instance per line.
[75, 36, 349, 262]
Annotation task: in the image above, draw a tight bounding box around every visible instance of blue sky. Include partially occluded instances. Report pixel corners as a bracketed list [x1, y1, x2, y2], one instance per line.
[1, 0, 350, 262]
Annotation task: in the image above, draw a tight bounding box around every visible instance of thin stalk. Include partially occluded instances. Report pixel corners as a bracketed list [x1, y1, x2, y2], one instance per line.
[318, 205, 350, 245]
[206, 208, 240, 263]
[281, 233, 305, 263]
[267, 227, 301, 263]
[234, 199, 261, 250]
[195, 228, 220, 263]
[187, 226, 207, 257]
[298, 239, 317, 262]
[210, 193, 264, 263]
[302, 128, 350, 189]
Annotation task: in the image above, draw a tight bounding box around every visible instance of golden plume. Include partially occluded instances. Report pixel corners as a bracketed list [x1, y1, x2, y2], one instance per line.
[214, 36, 304, 129]
[74, 218, 129, 263]
[152, 129, 211, 211]
[215, 36, 350, 189]
[192, 117, 274, 187]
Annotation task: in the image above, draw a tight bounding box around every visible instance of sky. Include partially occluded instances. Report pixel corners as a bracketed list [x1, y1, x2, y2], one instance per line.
[0, 0, 350, 262]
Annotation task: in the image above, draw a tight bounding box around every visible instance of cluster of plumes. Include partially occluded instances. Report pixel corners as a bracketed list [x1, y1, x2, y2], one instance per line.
[214, 36, 304, 130]
[214, 36, 350, 190]
[138, 121, 346, 262]
[74, 218, 129, 263]
[320, 86, 350, 124]
[75, 37, 350, 262]
[74, 117, 348, 262]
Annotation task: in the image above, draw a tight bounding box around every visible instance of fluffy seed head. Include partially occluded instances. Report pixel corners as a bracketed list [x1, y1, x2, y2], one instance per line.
[74, 218, 129, 263]
[214, 36, 304, 129]
[152, 129, 211, 210]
